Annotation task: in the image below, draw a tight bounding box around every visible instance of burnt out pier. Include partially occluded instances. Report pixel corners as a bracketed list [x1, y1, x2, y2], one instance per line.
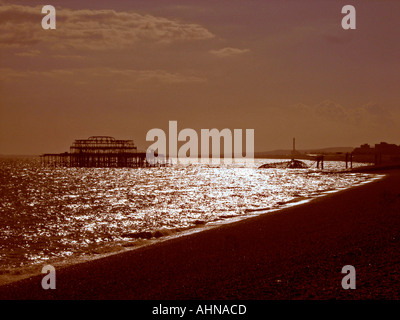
[41, 136, 165, 168]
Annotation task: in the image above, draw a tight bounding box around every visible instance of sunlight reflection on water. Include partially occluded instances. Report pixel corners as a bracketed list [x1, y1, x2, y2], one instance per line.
[0, 157, 376, 271]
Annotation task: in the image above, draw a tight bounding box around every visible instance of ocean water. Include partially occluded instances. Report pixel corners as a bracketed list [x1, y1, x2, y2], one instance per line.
[0, 157, 379, 279]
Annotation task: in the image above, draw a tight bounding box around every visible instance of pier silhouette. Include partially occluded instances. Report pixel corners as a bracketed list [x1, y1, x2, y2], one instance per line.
[41, 136, 165, 168]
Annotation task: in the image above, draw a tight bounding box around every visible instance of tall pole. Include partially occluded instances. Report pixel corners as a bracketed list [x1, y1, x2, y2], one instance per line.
[293, 137, 295, 153]
[292, 137, 295, 160]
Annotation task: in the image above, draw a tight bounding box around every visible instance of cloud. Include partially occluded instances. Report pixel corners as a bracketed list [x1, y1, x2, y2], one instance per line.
[266, 100, 399, 147]
[14, 49, 41, 57]
[0, 4, 215, 50]
[0, 67, 206, 86]
[51, 54, 86, 60]
[209, 47, 250, 57]
[288, 100, 396, 128]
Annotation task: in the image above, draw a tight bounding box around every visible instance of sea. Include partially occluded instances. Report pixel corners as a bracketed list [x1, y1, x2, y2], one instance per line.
[0, 156, 382, 283]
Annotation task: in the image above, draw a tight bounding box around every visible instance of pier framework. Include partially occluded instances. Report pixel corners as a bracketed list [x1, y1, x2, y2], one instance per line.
[41, 136, 164, 168]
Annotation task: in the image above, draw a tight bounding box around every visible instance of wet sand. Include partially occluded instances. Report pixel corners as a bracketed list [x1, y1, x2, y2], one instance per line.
[1, 170, 400, 300]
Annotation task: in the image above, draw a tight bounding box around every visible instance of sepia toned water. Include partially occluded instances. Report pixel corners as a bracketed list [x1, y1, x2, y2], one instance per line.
[0, 157, 379, 276]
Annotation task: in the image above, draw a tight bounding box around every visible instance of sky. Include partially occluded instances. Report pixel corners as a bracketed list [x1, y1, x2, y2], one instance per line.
[0, 0, 399, 154]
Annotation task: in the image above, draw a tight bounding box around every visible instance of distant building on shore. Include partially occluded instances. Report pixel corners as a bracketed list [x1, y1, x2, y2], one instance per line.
[353, 143, 374, 155]
[353, 141, 400, 165]
[353, 142, 400, 155]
